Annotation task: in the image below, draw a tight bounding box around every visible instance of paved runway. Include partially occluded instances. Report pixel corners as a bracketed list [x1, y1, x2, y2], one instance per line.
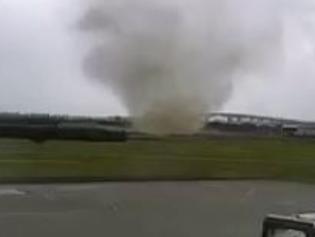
[0, 181, 315, 237]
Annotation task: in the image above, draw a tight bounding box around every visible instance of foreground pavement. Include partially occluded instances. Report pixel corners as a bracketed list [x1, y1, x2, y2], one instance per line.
[0, 181, 314, 237]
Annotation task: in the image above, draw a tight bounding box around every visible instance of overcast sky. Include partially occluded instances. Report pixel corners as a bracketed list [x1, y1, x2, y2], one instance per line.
[1, 0, 315, 120]
[0, 0, 126, 116]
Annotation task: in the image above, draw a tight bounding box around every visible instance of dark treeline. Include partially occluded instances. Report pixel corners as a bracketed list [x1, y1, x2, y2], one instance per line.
[0, 113, 130, 126]
[0, 113, 128, 142]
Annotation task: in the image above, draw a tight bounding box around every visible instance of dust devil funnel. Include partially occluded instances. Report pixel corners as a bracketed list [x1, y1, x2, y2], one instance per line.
[79, 0, 282, 134]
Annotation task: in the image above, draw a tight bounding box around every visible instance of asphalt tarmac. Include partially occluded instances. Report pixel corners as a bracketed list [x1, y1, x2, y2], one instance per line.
[0, 181, 314, 237]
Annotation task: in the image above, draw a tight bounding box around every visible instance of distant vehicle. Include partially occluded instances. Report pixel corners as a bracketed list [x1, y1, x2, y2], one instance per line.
[262, 213, 315, 237]
[282, 125, 315, 138]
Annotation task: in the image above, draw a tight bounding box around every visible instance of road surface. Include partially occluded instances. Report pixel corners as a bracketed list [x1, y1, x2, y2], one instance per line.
[0, 181, 315, 237]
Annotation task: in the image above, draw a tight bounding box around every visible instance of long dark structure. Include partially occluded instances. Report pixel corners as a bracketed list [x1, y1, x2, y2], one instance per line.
[0, 113, 128, 142]
[2, 111, 315, 141]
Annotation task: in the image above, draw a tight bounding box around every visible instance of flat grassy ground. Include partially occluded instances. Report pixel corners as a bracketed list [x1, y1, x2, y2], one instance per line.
[0, 137, 314, 182]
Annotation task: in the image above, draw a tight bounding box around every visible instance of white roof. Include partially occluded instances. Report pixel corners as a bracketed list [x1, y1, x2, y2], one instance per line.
[296, 213, 315, 222]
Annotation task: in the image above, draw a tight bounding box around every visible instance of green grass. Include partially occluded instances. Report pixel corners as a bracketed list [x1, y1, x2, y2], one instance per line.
[0, 137, 314, 182]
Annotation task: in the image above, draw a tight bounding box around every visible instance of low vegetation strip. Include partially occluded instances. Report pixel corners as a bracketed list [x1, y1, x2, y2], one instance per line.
[0, 137, 314, 183]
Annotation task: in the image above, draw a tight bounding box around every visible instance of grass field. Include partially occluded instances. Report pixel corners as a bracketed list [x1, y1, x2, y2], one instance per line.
[0, 137, 314, 183]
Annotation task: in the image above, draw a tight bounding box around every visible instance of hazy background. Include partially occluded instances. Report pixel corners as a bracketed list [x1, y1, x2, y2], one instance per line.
[0, 0, 315, 120]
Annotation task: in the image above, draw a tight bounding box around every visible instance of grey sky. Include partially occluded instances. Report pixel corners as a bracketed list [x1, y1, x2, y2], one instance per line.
[0, 0, 126, 116]
[0, 0, 315, 120]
